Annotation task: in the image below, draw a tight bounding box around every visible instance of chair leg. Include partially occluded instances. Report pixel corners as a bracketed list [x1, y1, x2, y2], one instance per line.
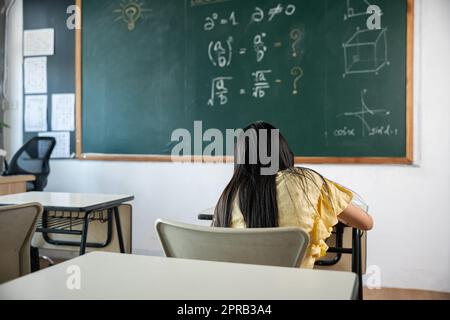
[30, 246, 40, 272]
[40, 255, 55, 266]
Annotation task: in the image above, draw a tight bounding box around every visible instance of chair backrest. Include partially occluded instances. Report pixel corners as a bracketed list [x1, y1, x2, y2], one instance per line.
[155, 219, 310, 268]
[6, 137, 56, 191]
[0, 203, 42, 284]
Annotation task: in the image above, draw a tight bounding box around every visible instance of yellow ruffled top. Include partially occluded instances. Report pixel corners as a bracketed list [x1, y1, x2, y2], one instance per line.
[230, 168, 353, 269]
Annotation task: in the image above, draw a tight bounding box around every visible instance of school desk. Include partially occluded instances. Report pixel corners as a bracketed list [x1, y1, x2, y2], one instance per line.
[0, 192, 134, 256]
[0, 175, 35, 195]
[0, 252, 358, 300]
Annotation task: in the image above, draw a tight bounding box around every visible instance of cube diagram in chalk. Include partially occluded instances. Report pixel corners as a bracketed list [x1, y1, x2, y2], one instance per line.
[343, 28, 389, 77]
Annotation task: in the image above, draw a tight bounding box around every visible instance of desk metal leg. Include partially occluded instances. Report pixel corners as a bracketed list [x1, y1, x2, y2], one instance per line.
[352, 228, 363, 300]
[79, 212, 92, 255]
[113, 207, 125, 253]
[357, 231, 363, 300]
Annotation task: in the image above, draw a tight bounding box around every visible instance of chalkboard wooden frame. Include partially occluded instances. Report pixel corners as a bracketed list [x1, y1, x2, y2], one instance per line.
[75, 0, 414, 164]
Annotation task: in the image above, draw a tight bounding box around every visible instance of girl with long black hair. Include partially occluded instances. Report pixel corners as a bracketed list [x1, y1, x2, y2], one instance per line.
[213, 122, 373, 268]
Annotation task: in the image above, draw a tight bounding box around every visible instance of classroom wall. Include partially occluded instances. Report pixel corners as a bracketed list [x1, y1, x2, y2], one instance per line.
[0, 0, 5, 149]
[4, 0, 449, 292]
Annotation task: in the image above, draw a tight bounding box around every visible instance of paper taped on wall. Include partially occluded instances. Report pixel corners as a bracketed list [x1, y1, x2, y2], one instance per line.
[38, 131, 71, 158]
[24, 28, 55, 57]
[51, 94, 75, 131]
[24, 57, 47, 94]
[24, 95, 48, 132]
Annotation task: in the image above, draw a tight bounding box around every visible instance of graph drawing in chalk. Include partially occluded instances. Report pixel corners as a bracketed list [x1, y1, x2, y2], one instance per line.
[343, 28, 389, 77]
[338, 89, 390, 137]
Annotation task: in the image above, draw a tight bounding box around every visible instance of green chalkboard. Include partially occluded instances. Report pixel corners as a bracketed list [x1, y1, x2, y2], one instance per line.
[80, 0, 413, 163]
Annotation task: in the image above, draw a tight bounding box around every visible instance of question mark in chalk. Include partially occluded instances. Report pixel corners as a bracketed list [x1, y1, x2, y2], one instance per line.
[290, 28, 302, 58]
[291, 66, 303, 95]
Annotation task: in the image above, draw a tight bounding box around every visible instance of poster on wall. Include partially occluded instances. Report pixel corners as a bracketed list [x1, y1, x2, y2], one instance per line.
[24, 57, 47, 94]
[24, 28, 55, 57]
[51, 93, 75, 131]
[24, 95, 48, 132]
[38, 131, 71, 158]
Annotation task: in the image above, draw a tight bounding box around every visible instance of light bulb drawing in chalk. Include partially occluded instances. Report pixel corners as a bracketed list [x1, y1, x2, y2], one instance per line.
[337, 89, 390, 137]
[290, 66, 303, 95]
[114, 0, 152, 31]
[290, 28, 302, 58]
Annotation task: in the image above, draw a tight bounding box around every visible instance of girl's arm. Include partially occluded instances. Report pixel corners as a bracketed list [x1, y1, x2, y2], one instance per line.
[338, 203, 374, 231]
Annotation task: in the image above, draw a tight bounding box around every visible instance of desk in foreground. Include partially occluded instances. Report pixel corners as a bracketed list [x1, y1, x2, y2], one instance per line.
[0, 192, 134, 212]
[0, 252, 358, 300]
[0, 192, 134, 256]
[0, 175, 35, 195]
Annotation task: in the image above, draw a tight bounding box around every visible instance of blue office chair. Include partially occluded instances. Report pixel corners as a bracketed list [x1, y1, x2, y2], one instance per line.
[3, 137, 56, 191]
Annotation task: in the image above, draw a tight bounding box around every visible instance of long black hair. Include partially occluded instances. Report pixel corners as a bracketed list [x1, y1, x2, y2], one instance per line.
[213, 122, 330, 228]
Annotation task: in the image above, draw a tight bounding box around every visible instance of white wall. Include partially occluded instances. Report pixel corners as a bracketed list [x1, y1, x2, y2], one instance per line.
[4, 0, 449, 292]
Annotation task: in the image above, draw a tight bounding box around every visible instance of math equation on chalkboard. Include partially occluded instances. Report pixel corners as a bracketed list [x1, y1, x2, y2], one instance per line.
[188, 0, 304, 108]
[186, 0, 404, 145]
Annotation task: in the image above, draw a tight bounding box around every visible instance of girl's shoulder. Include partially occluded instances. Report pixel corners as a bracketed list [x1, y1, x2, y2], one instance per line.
[277, 167, 324, 183]
[276, 167, 325, 192]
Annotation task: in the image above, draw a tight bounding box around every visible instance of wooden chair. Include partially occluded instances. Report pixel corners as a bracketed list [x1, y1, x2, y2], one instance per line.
[0, 203, 42, 284]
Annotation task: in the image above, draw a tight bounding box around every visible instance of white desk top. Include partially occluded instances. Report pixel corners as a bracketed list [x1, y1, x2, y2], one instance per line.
[0, 192, 134, 211]
[0, 252, 357, 300]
